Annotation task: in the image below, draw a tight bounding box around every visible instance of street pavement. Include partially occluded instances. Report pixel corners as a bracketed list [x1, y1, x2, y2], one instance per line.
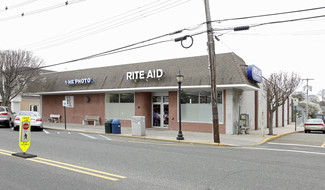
[43, 122, 304, 146]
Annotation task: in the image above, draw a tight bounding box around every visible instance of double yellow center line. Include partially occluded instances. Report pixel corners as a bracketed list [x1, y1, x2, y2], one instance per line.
[0, 148, 126, 181]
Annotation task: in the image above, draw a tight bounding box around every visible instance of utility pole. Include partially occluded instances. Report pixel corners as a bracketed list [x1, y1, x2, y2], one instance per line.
[204, 0, 220, 143]
[302, 78, 314, 119]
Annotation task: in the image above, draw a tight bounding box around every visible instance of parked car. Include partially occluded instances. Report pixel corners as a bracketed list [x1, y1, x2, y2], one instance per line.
[314, 114, 325, 123]
[13, 111, 43, 131]
[304, 118, 325, 133]
[0, 106, 15, 127]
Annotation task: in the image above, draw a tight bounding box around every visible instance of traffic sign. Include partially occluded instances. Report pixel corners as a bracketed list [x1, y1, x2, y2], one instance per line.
[19, 116, 31, 153]
[62, 100, 67, 107]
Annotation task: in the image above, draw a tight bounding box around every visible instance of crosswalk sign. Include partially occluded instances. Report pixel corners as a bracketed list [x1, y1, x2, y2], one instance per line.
[19, 116, 31, 153]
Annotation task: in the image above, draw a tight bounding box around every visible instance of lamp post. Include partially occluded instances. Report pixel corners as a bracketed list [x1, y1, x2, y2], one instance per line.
[176, 71, 184, 140]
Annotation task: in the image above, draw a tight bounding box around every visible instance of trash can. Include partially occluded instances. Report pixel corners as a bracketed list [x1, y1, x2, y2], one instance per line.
[112, 119, 121, 134]
[105, 119, 113, 133]
[131, 116, 145, 136]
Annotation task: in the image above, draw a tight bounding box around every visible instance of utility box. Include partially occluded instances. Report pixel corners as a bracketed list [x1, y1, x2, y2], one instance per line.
[131, 116, 145, 136]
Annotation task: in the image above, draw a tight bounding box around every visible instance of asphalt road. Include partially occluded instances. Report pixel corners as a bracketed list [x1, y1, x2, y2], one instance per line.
[267, 131, 325, 146]
[1, 127, 325, 190]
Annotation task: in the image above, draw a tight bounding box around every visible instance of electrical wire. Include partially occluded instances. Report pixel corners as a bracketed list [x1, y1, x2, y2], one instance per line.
[36, 39, 173, 70]
[21, 0, 193, 51]
[20, 4, 325, 71]
[35, 13, 325, 70]
[212, 5, 325, 23]
[250, 14, 325, 28]
[0, 0, 39, 13]
[0, 0, 85, 22]
[21, 0, 174, 49]
[21, 29, 208, 72]
[212, 14, 325, 33]
[21, 30, 193, 71]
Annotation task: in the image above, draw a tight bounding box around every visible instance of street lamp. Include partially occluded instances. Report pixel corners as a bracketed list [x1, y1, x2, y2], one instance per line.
[176, 71, 184, 140]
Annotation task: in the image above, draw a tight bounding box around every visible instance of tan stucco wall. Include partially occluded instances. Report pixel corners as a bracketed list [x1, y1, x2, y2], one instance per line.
[21, 100, 40, 111]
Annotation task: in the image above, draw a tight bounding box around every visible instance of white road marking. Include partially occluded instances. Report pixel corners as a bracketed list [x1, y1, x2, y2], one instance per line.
[99, 135, 112, 141]
[267, 142, 324, 148]
[43, 130, 50, 134]
[57, 132, 60, 134]
[79, 133, 97, 139]
[241, 147, 325, 156]
[321, 142, 325, 147]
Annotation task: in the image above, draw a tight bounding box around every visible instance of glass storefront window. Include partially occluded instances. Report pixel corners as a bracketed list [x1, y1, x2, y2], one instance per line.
[180, 90, 223, 123]
[181, 91, 199, 104]
[153, 96, 161, 103]
[120, 93, 134, 103]
[217, 91, 223, 104]
[105, 93, 135, 120]
[200, 91, 211, 104]
[109, 94, 119, 103]
[163, 96, 169, 103]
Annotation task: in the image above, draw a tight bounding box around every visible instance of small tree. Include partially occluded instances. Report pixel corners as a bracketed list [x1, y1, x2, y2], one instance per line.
[263, 71, 301, 135]
[318, 89, 325, 102]
[299, 101, 321, 118]
[292, 91, 305, 102]
[0, 50, 44, 107]
[308, 94, 319, 104]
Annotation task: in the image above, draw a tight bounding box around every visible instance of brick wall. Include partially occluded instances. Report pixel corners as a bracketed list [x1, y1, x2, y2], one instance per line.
[42, 94, 105, 124]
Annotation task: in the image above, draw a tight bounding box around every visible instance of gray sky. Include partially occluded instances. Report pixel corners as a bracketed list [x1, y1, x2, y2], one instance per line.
[1, 0, 324, 96]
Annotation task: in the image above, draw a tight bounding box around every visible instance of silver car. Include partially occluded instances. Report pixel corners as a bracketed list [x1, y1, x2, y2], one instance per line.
[0, 106, 15, 127]
[304, 119, 325, 133]
[13, 111, 43, 131]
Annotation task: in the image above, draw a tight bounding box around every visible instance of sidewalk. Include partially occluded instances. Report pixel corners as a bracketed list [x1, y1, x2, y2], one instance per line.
[43, 122, 304, 146]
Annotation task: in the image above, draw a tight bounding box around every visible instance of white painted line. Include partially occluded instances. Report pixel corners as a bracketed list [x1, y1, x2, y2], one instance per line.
[43, 130, 50, 134]
[267, 142, 324, 148]
[241, 147, 325, 156]
[79, 133, 97, 139]
[99, 135, 112, 141]
[321, 142, 325, 147]
[57, 132, 60, 134]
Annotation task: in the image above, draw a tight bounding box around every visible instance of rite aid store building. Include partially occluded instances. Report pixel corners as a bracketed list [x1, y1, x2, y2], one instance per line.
[39, 53, 271, 134]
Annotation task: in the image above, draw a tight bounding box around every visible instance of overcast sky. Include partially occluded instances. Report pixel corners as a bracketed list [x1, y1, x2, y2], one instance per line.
[1, 0, 324, 96]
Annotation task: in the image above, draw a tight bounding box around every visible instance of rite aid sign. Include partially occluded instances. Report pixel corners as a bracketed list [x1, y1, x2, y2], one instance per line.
[126, 69, 163, 81]
[247, 65, 262, 83]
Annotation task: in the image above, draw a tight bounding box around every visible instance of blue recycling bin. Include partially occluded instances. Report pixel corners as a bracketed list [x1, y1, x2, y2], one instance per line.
[112, 119, 121, 134]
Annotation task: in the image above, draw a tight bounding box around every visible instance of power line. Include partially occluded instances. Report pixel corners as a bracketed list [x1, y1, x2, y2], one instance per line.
[212, 14, 325, 32]
[26, 13, 325, 71]
[0, 0, 39, 13]
[211, 5, 325, 23]
[21, 0, 194, 51]
[21, 0, 175, 49]
[37, 39, 173, 70]
[0, 0, 85, 22]
[251, 14, 325, 28]
[25, 27, 197, 71]
[24, 28, 208, 71]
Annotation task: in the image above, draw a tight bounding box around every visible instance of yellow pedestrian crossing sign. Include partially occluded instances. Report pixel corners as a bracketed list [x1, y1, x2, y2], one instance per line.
[19, 116, 31, 153]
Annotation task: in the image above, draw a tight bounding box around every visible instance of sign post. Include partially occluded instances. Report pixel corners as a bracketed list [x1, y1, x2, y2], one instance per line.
[12, 116, 37, 158]
[294, 99, 299, 131]
[63, 100, 67, 130]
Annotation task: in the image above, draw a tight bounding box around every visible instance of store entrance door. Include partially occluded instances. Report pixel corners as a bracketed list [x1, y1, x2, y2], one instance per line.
[152, 95, 169, 128]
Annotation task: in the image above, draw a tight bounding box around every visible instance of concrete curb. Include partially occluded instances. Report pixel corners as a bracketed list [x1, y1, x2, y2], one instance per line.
[254, 131, 299, 146]
[44, 127, 300, 147]
[43, 127, 240, 147]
